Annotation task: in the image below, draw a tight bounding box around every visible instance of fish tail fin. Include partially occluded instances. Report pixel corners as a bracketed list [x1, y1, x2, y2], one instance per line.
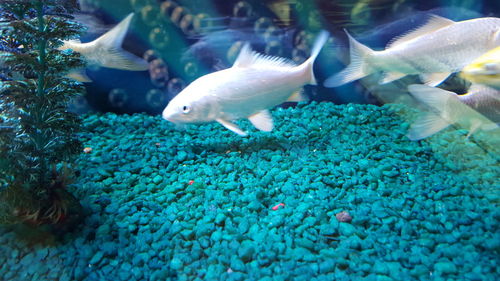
[406, 84, 457, 140]
[89, 13, 149, 71]
[303, 30, 329, 85]
[324, 30, 374, 87]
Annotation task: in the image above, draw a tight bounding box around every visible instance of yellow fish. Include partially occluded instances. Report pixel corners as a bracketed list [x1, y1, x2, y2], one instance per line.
[461, 46, 500, 90]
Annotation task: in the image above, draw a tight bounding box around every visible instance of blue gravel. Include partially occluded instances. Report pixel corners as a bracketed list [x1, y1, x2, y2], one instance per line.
[0, 102, 498, 280]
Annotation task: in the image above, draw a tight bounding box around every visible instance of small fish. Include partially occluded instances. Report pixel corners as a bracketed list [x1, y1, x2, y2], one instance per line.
[325, 16, 500, 88]
[461, 46, 500, 90]
[162, 31, 329, 136]
[59, 13, 148, 82]
[407, 84, 500, 140]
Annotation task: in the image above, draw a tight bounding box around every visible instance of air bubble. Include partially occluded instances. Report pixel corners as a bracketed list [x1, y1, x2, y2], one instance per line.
[233, 1, 252, 18]
[167, 78, 186, 98]
[108, 88, 129, 108]
[265, 40, 283, 57]
[254, 17, 273, 34]
[146, 89, 168, 108]
[226, 41, 244, 63]
[141, 5, 160, 27]
[149, 59, 169, 88]
[179, 14, 195, 35]
[149, 27, 170, 50]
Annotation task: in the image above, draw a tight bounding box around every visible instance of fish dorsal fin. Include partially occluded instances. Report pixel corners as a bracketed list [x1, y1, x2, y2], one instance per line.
[233, 43, 296, 68]
[216, 118, 247, 136]
[387, 15, 455, 48]
[248, 110, 274, 132]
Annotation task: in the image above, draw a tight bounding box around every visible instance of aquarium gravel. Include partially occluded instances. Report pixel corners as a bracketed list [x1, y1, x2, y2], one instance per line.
[0, 102, 499, 281]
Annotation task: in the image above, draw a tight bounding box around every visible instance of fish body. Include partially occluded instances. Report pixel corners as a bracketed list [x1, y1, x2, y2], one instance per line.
[461, 46, 500, 90]
[59, 13, 148, 82]
[325, 16, 500, 87]
[407, 84, 500, 140]
[162, 31, 329, 136]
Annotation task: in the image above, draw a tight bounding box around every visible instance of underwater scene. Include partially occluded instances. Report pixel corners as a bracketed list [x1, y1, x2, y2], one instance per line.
[0, 0, 499, 280]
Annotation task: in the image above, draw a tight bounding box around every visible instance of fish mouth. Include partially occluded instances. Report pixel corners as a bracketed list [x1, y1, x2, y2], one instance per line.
[162, 111, 175, 122]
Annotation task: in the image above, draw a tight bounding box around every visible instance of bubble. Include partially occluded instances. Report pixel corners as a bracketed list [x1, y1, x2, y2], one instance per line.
[149, 27, 170, 50]
[108, 88, 129, 108]
[265, 40, 283, 57]
[171, 6, 189, 26]
[146, 89, 168, 109]
[160, 1, 178, 18]
[193, 13, 214, 34]
[68, 95, 90, 114]
[233, 1, 252, 18]
[262, 26, 281, 42]
[183, 61, 199, 79]
[226, 41, 244, 63]
[167, 78, 186, 98]
[149, 58, 169, 88]
[254, 17, 273, 34]
[143, 49, 159, 63]
[294, 30, 309, 47]
[179, 13, 195, 35]
[292, 45, 309, 64]
[140, 4, 160, 27]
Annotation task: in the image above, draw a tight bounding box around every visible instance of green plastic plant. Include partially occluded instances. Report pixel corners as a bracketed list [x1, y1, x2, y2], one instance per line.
[0, 0, 85, 228]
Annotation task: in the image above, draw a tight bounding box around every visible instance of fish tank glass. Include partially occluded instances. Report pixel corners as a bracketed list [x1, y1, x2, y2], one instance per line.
[0, 0, 498, 280]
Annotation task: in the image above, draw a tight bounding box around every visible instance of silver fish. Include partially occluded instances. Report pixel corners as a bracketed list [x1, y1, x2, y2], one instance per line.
[162, 31, 329, 136]
[407, 84, 500, 140]
[325, 16, 500, 88]
[59, 13, 148, 82]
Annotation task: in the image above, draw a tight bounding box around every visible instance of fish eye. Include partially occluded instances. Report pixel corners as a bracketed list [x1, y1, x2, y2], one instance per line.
[182, 105, 191, 114]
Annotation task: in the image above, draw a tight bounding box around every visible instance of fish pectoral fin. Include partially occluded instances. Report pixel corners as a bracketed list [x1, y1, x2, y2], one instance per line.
[387, 15, 455, 48]
[420, 73, 451, 87]
[66, 69, 92, 82]
[407, 111, 451, 141]
[216, 119, 248, 136]
[286, 90, 308, 102]
[248, 110, 274, 132]
[465, 120, 483, 139]
[379, 72, 406, 84]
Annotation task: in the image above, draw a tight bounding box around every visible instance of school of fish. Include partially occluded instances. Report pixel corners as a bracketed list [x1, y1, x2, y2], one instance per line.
[4, 10, 499, 140]
[161, 14, 499, 139]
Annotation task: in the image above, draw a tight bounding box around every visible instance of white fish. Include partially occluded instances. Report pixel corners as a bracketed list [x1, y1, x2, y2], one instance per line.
[407, 84, 500, 140]
[325, 16, 500, 88]
[162, 31, 329, 136]
[59, 13, 148, 82]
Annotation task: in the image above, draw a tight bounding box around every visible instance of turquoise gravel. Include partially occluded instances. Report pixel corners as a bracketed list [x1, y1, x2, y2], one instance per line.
[0, 102, 498, 280]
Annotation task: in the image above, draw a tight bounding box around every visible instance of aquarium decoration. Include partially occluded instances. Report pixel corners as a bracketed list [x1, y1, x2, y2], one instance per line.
[0, 0, 85, 229]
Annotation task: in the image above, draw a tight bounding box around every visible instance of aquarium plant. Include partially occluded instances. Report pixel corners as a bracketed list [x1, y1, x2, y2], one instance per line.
[0, 0, 85, 229]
